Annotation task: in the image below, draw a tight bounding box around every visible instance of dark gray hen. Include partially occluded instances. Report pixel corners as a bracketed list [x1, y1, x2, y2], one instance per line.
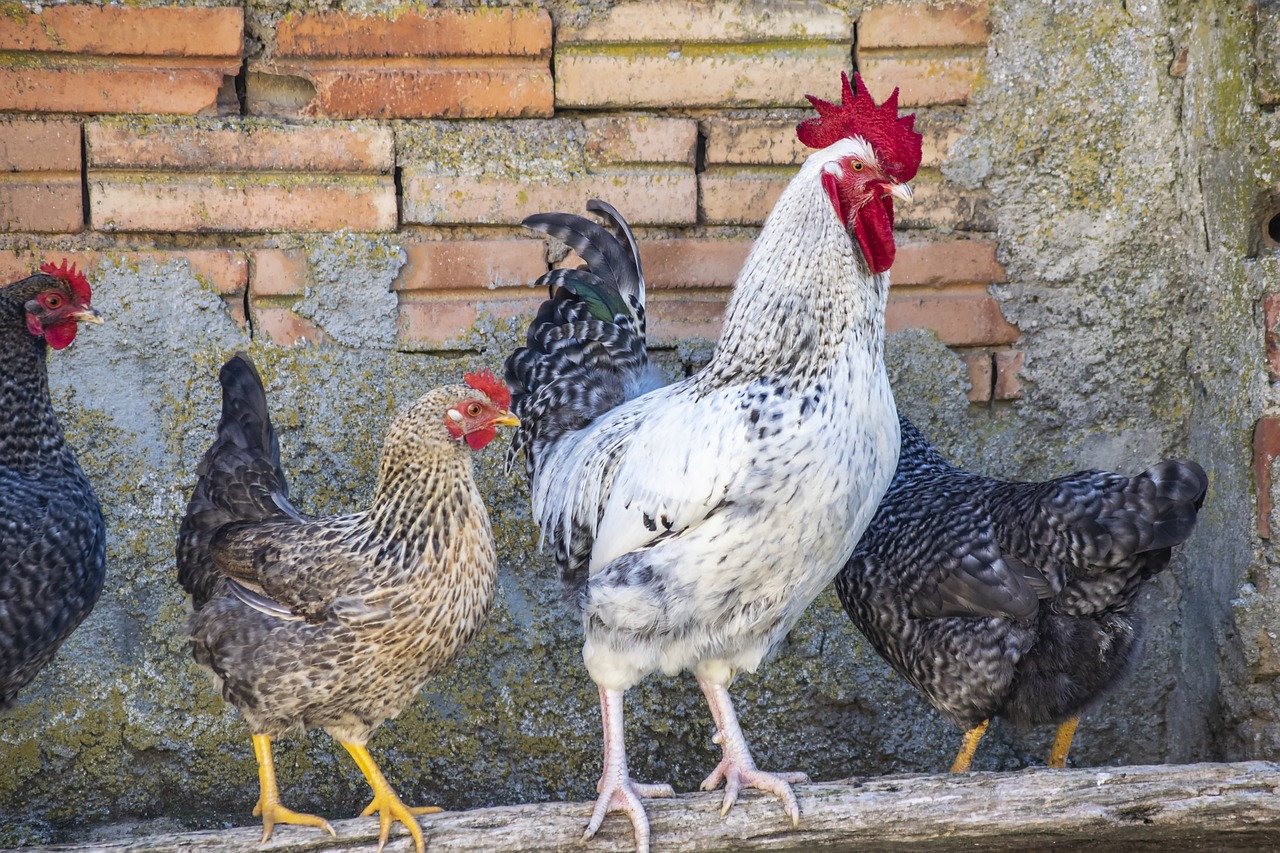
[835, 413, 1208, 771]
[1, 262, 105, 707]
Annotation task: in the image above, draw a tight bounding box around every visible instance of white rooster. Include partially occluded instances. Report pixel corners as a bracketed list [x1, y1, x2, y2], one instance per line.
[505, 73, 922, 852]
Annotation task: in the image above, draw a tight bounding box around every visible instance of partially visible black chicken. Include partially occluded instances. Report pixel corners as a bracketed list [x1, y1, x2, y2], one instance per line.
[835, 412, 1208, 771]
[1, 261, 105, 707]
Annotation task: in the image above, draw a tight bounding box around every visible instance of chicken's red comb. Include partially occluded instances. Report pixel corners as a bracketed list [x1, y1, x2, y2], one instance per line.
[465, 370, 511, 409]
[38, 259, 92, 304]
[796, 72, 923, 184]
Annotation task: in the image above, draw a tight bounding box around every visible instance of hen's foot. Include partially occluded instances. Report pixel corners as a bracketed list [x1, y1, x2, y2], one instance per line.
[341, 741, 426, 853]
[254, 797, 337, 843]
[583, 774, 675, 853]
[696, 675, 808, 826]
[251, 733, 337, 843]
[700, 747, 808, 824]
[360, 799, 443, 818]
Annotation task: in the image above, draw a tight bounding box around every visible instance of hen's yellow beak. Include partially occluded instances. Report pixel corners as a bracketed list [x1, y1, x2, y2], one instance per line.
[71, 308, 104, 325]
[492, 412, 521, 428]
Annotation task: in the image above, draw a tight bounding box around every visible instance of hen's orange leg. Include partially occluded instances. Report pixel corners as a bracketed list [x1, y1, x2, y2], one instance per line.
[1048, 716, 1080, 768]
[251, 734, 336, 842]
[949, 720, 990, 772]
[340, 741, 433, 853]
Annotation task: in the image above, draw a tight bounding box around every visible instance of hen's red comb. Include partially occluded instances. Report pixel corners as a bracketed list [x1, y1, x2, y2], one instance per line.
[465, 370, 511, 410]
[39, 259, 92, 304]
[796, 72, 923, 184]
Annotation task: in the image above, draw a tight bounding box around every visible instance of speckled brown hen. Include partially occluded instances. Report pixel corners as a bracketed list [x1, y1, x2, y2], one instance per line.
[176, 354, 518, 853]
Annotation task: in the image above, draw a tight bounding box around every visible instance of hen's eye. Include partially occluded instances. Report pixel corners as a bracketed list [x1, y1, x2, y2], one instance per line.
[45, 294, 63, 308]
[851, 162, 864, 172]
[466, 403, 482, 417]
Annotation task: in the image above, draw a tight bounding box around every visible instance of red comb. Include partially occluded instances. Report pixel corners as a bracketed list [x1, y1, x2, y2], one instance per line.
[39, 259, 92, 304]
[464, 370, 511, 410]
[796, 72, 923, 184]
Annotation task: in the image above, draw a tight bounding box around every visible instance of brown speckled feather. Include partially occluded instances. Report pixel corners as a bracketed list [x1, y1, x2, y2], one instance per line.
[176, 354, 501, 744]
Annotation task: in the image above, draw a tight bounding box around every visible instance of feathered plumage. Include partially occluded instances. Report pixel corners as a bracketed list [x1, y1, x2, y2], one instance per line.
[835, 412, 1208, 770]
[176, 354, 517, 852]
[505, 72, 921, 853]
[1, 264, 105, 707]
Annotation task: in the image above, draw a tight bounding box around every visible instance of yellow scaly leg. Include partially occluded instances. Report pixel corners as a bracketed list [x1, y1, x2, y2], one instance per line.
[949, 719, 990, 773]
[341, 741, 439, 853]
[251, 734, 336, 842]
[1048, 716, 1080, 768]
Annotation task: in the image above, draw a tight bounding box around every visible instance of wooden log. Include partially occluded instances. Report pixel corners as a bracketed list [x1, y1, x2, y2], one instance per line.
[28, 761, 1280, 853]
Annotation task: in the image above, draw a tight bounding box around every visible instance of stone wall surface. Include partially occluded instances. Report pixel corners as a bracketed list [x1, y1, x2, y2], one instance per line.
[0, 0, 1277, 846]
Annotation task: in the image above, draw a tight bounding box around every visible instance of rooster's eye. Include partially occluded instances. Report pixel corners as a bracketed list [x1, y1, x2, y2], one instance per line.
[466, 403, 482, 417]
[851, 162, 864, 172]
[45, 294, 63, 308]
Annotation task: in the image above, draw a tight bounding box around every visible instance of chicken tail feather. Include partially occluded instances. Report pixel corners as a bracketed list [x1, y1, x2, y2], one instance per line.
[504, 200, 661, 477]
[176, 353, 298, 607]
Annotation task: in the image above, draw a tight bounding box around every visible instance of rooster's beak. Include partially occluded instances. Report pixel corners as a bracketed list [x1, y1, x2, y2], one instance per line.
[71, 308, 104, 325]
[887, 181, 914, 205]
[492, 412, 521, 428]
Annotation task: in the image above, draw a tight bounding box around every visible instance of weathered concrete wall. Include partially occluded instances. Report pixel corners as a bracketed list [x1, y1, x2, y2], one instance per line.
[1, 0, 1278, 847]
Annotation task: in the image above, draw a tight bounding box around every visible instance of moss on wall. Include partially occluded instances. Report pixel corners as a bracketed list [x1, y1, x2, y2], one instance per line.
[1, 0, 1276, 845]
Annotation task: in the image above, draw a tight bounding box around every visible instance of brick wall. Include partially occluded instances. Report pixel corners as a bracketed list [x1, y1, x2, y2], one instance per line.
[0, 0, 1020, 402]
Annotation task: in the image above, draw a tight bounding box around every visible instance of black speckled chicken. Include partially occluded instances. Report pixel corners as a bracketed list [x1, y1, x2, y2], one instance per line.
[835, 412, 1208, 771]
[176, 354, 518, 852]
[1, 261, 105, 707]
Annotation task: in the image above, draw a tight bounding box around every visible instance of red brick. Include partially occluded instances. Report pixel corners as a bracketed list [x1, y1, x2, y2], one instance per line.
[643, 238, 753, 289]
[558, 1, 849, 44]
[251, 251, 309, 298]
[1264, 293, 1280, 379]
[993, 350, 1024, 400]
[87, 121, 393, 173]
[89, 175, 397, 233]
[0, 6, 243, 56]
[646, 292, 729, 344]
[699, 167, 789, 225]
[0, 180, 83, 233]
[0, 250, 247, 295]
[1256, 417, 1280, 538]
[398, 293, 543, 350]
[401, 171, 696, 227]
[396, 241, 546, 291]
[275, 8, 550, 57]
[859, 2, 992, 49]
[893, 241, 1005, 286]
[0, 119, 81, 171]
[705, 119, 810, 167]
[556, 45, 850, 109]
[886, 287, 1020, 347]
[252, 304, 326, 348]
[584, 117, 698, 166]
[857, 54, 984, 106]
[960, 350, 994, 404]
[263, 67, 554, 120]
[0, 66, 235, 115]
[704, 110, 963, 170]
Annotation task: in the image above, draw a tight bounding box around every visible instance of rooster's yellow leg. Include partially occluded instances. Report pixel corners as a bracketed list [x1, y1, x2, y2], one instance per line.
[251, 734, 336, 842]
[341, 741, 432, 853]
[949, 720, 990, 773]
[1048, 716, 1080, 768]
